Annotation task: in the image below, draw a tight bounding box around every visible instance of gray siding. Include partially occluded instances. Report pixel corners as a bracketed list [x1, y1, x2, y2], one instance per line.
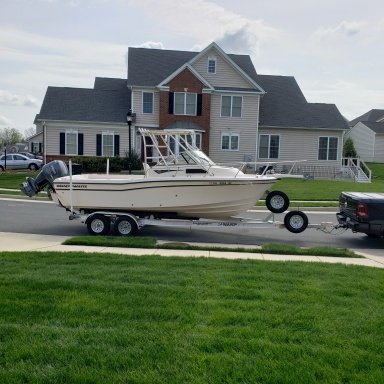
[132, 88, 159, 127]
[345, 122, 375, 161]
[374, 135, 384, 162]
[192, 48, 252, 88]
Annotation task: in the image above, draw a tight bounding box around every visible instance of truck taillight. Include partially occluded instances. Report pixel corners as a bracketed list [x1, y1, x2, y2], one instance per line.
[357, 202, 369, 219]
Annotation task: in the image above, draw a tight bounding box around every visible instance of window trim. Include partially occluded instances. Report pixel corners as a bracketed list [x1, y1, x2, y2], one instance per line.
[221, 132, 240, 151]
[65, 130, 78, 156]
[258, 134, 280, 160]
[207, 57, 217, 74]
[142, 91, 154, 114]
[102, 132, 115, 157]
[220, 95, 243, 118]
[174, 92, 197, 116]
[318, 136, 338, 161]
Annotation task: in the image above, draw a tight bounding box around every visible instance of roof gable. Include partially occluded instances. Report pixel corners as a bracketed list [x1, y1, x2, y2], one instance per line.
[350, 109, 384, 126]
[359, 121, 384, 134]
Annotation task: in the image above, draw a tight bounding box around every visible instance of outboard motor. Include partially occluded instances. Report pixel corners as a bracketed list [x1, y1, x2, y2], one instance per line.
[21, 160, 69, 197]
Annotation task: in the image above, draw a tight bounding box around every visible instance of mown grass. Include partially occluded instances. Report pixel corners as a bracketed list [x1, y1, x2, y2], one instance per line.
[63, 236, 359, 258]
[0, 252, 383, 383]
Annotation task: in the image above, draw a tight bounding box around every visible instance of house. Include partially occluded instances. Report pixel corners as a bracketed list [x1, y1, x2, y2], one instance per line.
[31, 42, 349, 174]
[347, 109, 384, 163]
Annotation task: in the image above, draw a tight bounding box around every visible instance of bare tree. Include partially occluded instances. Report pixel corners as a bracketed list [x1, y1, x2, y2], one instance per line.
[24, 126, 36, 140]
[0, 127, 24, 145]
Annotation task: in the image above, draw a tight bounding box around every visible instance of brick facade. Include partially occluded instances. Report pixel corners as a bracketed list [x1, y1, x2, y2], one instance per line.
[159, 68, 211, 154]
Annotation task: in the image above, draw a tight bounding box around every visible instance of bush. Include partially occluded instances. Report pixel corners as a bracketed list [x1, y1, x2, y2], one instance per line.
[72, 153, 143, 173]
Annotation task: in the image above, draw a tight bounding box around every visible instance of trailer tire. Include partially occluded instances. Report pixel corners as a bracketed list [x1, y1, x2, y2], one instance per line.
[266, 191, 290, 213]
[113, 215, 138, 236]
[284, 211, 308, 233]
[87, 214, 110, 236]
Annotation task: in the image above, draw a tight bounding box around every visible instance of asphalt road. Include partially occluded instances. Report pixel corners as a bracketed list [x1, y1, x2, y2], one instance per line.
[0, 197, 383, 256]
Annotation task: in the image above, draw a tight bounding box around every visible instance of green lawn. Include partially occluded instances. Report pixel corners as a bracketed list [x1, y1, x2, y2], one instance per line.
[0, 252, 383, 383]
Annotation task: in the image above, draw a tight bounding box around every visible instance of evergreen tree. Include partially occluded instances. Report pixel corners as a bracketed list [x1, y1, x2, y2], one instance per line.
[343, 137, 357, 157]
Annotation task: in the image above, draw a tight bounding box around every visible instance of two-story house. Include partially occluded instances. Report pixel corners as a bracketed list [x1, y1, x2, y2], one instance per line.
[30, 42, 349, 173]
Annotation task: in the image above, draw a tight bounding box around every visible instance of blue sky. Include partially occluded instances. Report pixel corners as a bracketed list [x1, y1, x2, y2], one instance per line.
[1, 0, 383, 136]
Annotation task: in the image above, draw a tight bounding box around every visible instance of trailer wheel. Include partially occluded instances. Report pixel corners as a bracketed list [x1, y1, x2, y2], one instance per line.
[87, 214, 110, 236]
[266, 191, 290, 213]
[113, 216, 138, 236]
[284, 211, 308, 233]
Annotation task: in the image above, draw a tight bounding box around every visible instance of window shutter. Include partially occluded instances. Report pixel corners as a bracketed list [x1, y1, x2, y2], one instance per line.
[197, 94, 202, 116]
[30, 143, 33, 152]
[168, 92, 174, 114]
[96, 134, 102, 156]
[38, 143, 42, 153]
[60, 132, 65, 154]
[114, 135, 120, 156]
[78, 133, 84, 155]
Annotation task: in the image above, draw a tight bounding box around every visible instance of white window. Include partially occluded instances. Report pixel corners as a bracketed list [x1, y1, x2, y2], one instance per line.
[221, 96, 242, 117]
[318, 137, 338, 160]
[66, 131, 78, 155]
[221, 133, 239, 151]
[102, 132, 114, 157]
[174, 92, 197, 115]
[142, 92, 153, 114]
[259, 134, 280, 159]
[168, 132, 202, 155]
[208, 57, 216, 74]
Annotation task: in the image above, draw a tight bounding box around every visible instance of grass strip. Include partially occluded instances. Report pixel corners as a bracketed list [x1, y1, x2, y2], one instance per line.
[63, 236, 359, 258]
[0, 252, 383, 383]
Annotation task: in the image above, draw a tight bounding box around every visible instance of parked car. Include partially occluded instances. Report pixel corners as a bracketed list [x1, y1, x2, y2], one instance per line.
[19, 152, 43, 160]
[0, 154, 43, 171]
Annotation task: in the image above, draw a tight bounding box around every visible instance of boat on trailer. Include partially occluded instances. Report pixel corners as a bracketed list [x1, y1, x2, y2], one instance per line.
[21, 128, 309, 236]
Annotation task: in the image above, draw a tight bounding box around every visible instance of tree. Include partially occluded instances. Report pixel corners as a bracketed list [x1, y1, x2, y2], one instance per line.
[0, 127, 23, 145]
[24, 127, 36, 140]
[343, 137, 357, 158]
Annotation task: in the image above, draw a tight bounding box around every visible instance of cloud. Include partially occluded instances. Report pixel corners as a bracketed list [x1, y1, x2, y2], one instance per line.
[0, 115, 13, 127]
[136, 41, 165, 49]
[0, 90, 39, 107]
[314, 20, 366, 41]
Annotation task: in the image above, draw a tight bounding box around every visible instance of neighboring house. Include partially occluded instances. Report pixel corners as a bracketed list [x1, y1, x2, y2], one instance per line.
[31, 42, 348, 172]
[346, 109, 384, 163]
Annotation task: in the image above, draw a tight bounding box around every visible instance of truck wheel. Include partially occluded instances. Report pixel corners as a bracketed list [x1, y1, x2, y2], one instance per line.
[284, 211, 308, 233]
[113, 216, 138, 236]
[266, 191, 290, 213]
[87, 214, 110, 236]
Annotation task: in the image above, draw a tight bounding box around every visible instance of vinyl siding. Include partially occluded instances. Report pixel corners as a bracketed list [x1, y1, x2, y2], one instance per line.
[209, 93, 260, 163]
[45, 122, 132, 157]
[258, 127, 344, 168]
[132, 88, 159, 127]
[345, 122, 375, 161]
[192, 48, 252, 89]
[374, 135, 384, 162]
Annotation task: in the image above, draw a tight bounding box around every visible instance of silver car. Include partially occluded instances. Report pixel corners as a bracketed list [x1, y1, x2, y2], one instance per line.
[0, 154, 43, 171]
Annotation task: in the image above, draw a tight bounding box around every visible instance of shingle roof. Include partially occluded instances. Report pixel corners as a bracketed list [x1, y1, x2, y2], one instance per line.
[94, 77, 128, 90]
[360, 121, 384, 134]
[35, 84, 131, 124]
[256, 75, 348, 129]
[349, 109, 384, 126]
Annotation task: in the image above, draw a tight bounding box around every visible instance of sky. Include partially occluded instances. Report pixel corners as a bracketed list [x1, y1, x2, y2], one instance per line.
[0, 0, 383, 137]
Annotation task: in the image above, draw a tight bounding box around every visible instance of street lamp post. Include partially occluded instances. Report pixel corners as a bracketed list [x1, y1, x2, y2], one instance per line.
[126, 109, 133, 174]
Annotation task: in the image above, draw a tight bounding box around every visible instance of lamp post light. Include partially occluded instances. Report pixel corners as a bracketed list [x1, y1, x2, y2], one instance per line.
[126, 109, 133, 174]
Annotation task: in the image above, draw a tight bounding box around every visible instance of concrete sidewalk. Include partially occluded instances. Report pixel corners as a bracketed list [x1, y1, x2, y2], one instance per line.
[0, 232, 383, 269]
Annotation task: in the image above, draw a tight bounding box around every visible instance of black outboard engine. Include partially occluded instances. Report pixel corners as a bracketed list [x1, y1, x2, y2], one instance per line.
[21, 160, 69, 197]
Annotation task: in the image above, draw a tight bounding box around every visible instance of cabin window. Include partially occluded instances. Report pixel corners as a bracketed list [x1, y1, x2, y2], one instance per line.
[142, 92, 153, 114]
[318, 136, 338, 160]
[102, 133, 114, 157]
[221, 133, 239, 151]
[174, 92, 197, 115]
[259, 134, 280, 159]
[221, 95, 242, 117]
[208, 57, 216, 74]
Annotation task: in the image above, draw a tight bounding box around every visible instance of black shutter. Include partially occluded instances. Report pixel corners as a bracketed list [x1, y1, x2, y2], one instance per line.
[78, 133, 84, 155]
[168, 92, 174, 114]
[38, 143, 42, 153]
[96, 134, 102, 156]
[60, 132, 65, 154]
[197, 94, 202, 116]
[30, 143, 33, 152]
[114, 135, 120, 156]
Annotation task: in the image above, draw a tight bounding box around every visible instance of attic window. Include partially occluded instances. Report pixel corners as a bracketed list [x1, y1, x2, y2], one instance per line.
[207, 57, 216, 74]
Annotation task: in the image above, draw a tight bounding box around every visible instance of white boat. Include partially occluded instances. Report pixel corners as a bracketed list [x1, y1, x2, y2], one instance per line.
[21, 129, 283, 219]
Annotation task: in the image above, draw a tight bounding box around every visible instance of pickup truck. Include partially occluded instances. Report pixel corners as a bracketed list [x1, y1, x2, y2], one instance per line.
[337, 192, 384, 237]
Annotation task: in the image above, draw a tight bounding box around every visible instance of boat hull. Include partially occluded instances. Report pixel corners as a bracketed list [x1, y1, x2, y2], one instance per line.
[52, 175, 275, 219]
